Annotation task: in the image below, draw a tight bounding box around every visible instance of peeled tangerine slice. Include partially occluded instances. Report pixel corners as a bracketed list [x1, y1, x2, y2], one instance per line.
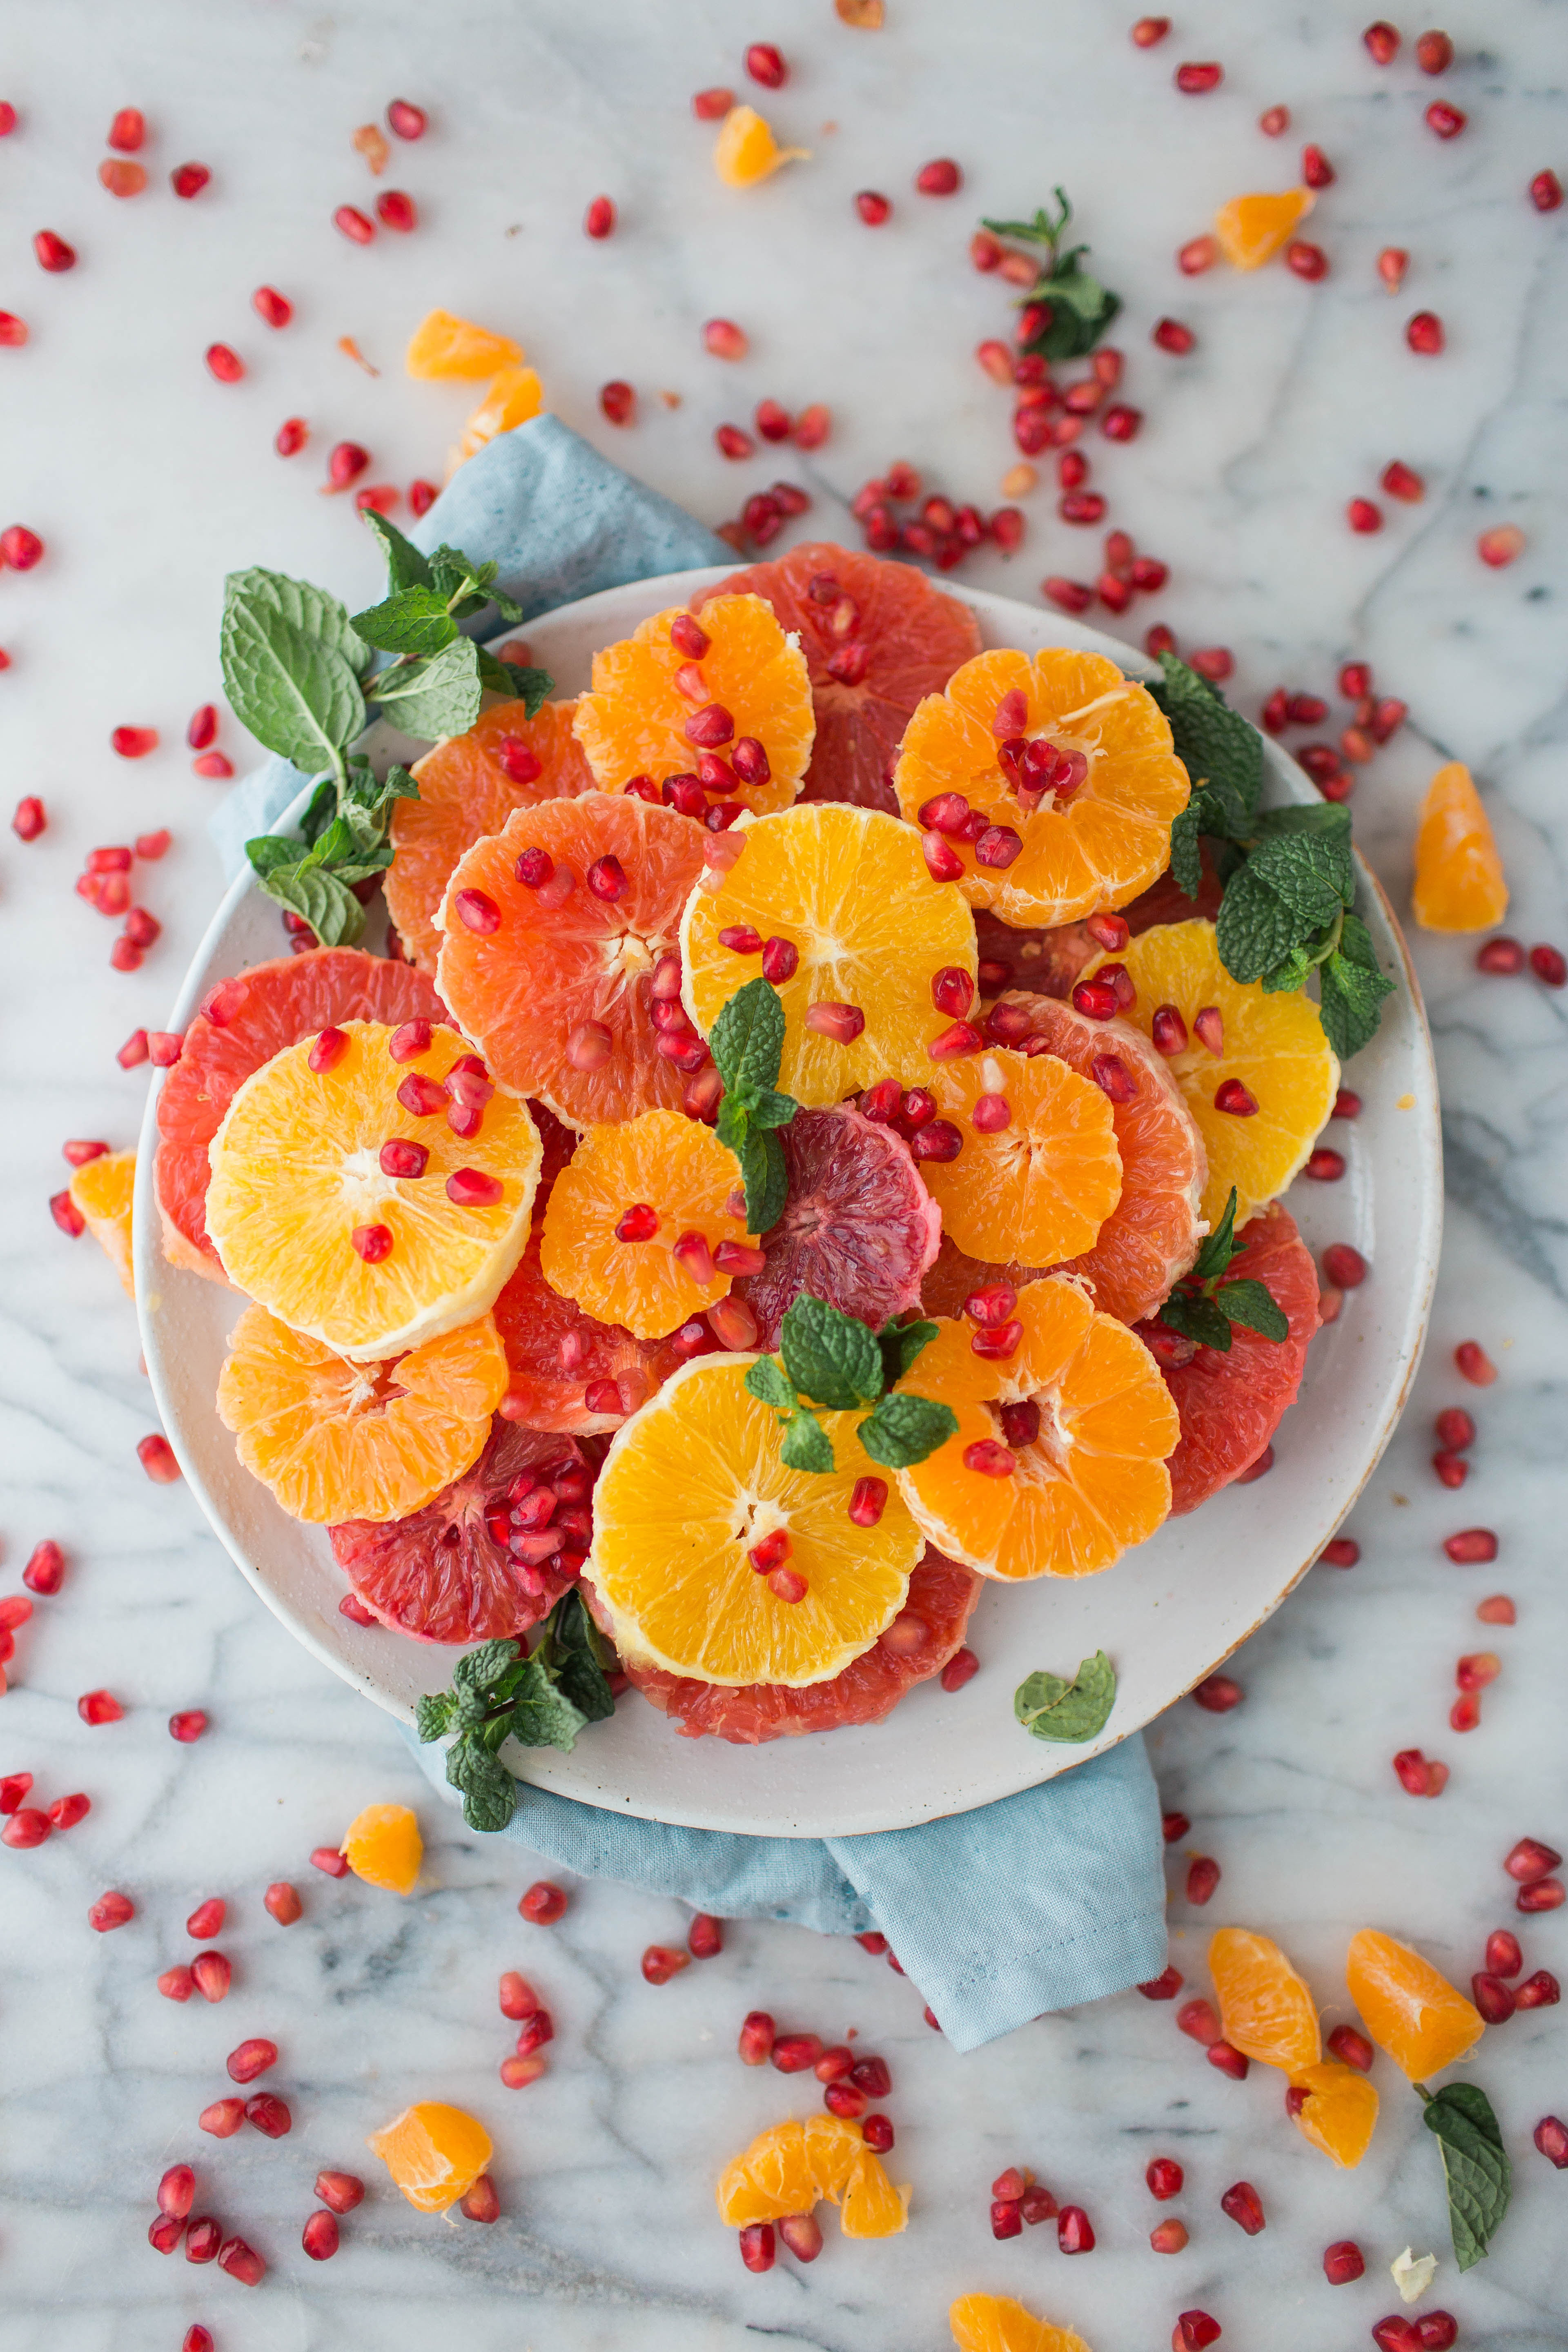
[405, 308, 524, 380]
[919, 1046, 1123, 1269]
[1345, 1929, 1486, 2081]
[450, 366, 544, 471]
[1289, 2060, 1380, 2168]
[682, 803, 978, 1106]
[69, 1148, 136, 1296]
[1411, 760, 1509, 932]
[1209, 1927, 1323, 2075]
[368, 2101, 492, 2213]
[205, 1021, 540, 1361]
[217, 1305, 508, 1523]
[588, 1356, 923, 1685]
[1214, 186, 1314, 270]
[950, 2295, 1094, 2352]
[714, 105, 810, 188]
[341, 1803, 423, 1896]
[892, 647, 1191, 927]
[717, 2116, 908, 2238]
[539, 1109, 753, 1341]
[897, 1277, 1180, 1580]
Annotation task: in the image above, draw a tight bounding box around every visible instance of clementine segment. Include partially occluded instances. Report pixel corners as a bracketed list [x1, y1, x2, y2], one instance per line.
[716, 2116, 907, 2236]
[452, 365, 544, 468]
[405, 309, 523, 380]
[893, 647, 1190, 926]
[1289, 2059, 1380, 2168]
[1411, 761, 1509, 932]
[368, 2101, 492, 2212]
[68, 1148, 136, 1296]
[341, 1802, 423, 1895]
[919, 1045, 1122, 1267]
[492, 1228, 693, 1433]
[713, 105, 809, 187]
[950, 2296, 1095, 2352]
[1345, 1929, 1486, 2080]
[539, 1110, 750, 1339]
[1209, 1927, 1323, 2075]
[1214, 187, 1315, 269]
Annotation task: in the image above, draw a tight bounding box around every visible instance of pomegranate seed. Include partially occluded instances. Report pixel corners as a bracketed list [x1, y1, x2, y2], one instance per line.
[245, 2090, 292, 2137]
[0, 1771, 32, 1813]
[1178, 1997, 1221, 2046]
[225, 2036, 277, 2085]
[1535, 2113, 1568, 2168]
[1323, 2239, 1365, 2284]
[107, 105, 146, 151]
[1379, 459, 1425, 505]
[334, 203, 375, 244]
[1102, 403, 1142, 442]
[771, 2031, 824, 2074]
[157, 2163, 196, 2223]
[1324, 2025, 1372, 2074]
[855, 188, 892, 226]
[1147, 2156, 1185, 2199]
[184, 2216, 223, 2263]
[218, 2236, 265, 2287]
[186, 1897, 226, 1940]
[1221, 2180, 1265, 2234]
[89, 1890, 135, 1931]
[1186, 1855, 1221, 1904]
[1425, 99, 1466, 137]
[191, 1949, 232, 2002]
[1471, 1969, 1516, 2024]
[11, 793, 46, 842]
[1, 1809, 51, 1850]
[1286, 240, 1329, 280]
[931, 964, 976, 1019]
[513, 2005, 555, 2058]
[1207, 2039, 1249, 2079]
[350, 1222, 392, 1264]
[51, 1187, 86, 1237]
[1301, 142, 1336, 188]
[1138, 1965, 1184, 2000]
[163, 160, 210, 199]
[1364, 18, 1401, 60]
[1193, 1674, 1242, 1713]
[1305, 1146, 1347, 1182]
[805, 1001, 865, 1044]
[991, 2197, 1022, 2239]
[149, 2214, 185, 2255]
[326, 439, 370, 490]
[1131, 14, 1171, 40]
[1213, 1078, 1259, 1116]
[940, 1647, 979, 1693]
[1527, 165, 1564, 213]
[1059, 490, 1107, 526]
[641, 1944, 690, 1986]
[1530, 942, 1568, 987]
[1042, 575, 1095, 615]
[739, 2221, 775, 2273]
[306, 1842, 350, 1880]
[714, 423, 755, 461]
[77, 1687, 125, 1726]
[1394, 1747, 1448, 1796]
[33, 230, 76, 272]
[733, 2008, 779, 2067]
[1348, 498, 1383, 535]
[1152, 316, 1197, 359]
[1443, 1526, 1498, 1564]
[915, 157, 961, 196]
[204, 341, 244, 384]
[1070, 977, 1118, 1022]
[1178, 235, 1219, 276]
[1407, 310, 1446, 354]
[909, 1119, 962, 1163]
[1505, 1835, 1562, 1883]
[1416, 2320, 1458, 2352]
[1057, 2204, 1094, 2253]
[1516, 1969, 1561, 2008]
[1151, 2219, 1189, 2254]
[1457, 1650, 1502, 1690]
[1323, 1242, 1367, 1288]
[1174, 2311, 1221, 2351]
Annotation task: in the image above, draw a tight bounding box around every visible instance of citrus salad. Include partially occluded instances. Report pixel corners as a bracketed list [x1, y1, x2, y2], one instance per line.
[158, 532, 1350, 1764]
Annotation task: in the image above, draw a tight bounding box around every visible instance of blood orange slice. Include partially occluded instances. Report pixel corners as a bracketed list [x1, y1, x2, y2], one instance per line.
[622, 1547, 980, 1742]
[973, 851, 1226, 1004]
[696, 542, 981, 814]
[1138, 1200, 1320, 1512]
[735, 1104, 941, 1348]
[492, 1228, 698, 1435]
[155, 949, 447, 1283]
[330, 1418, 591, 1643]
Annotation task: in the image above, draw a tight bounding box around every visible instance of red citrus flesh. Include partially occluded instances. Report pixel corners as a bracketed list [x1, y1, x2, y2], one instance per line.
[975, 854, 1226, 1004]
[492, 1227, 704, 1434]
[736, 1104, 941, 1348]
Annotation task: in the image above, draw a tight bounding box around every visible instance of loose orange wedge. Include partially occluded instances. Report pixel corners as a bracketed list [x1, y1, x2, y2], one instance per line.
[341, 1802, 423, 1895]
[950, 2296, 1095, 2352]
[69, 1148, 136, 1296]
[1288, 2059, 1379, 2167]
[716, 2116, 908, 2237]
[1214, 187, 1315, 269]
[539, 1109, 750, 1339]
[714, 106, 810, 188]
[1411, 761, 1509, 932]
[1345, 1929, 1486, 2080]
[451, 366, 544, 470]
[1209, 1927, 1323, 2075]
[406, 310, 523, 380]
[368, 2101, 492, 2212]
[919, 1045, 1122, 1267]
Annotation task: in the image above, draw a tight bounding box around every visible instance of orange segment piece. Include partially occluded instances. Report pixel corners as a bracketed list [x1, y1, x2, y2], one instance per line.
[589, 1356, 922, 1684]
[716, 2116, 907, 2236]
[1289, 2059, 1380, 2168]
[920, 1045, 1122, 1266]
[574, 594, 814, 816]
[1411, 761, 1509, 932]
[387, 699, 595, 969]
[539, 1110, 749, 1339]
[714, 105, 810, 187]
[341, 1802, 423, 1895]
[1209, 1927, 1323, 2075]
[1345, 1928, 1486, 2080]
[681, 804, 978, 1105]
[1085, 919, 1340, 1227]
[451, 365, 544, 468]
[205, 1022, 541, 1361]
[69, 1148, 136, 1296]
[1214, 187, 1315, 269]
[217, 1305, 507, 1522]
[436, 793, 708, 1129]
[367, 2100, 493, 2212]
[405, 309, 523, 380]
[898, 1277, 1179, 1579]
[892, 647, 1190, 926]
[950, 2295, 1095, 2352]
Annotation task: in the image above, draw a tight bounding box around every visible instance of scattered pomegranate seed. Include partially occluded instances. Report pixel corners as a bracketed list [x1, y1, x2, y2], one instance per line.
[33, 230, 76, 272]
[1449, 1339, 1496, 1389]
[1287, 240, 1329, 280]
[1, 1809, 51, 1850]
[1348, 498, 1383, 535]
[1175, 60, 1223, 92]
[1524, 165, 1563, 214]
[1221, 2179, 1266, 2234]
[106, 105, 146, 151]
[641, 1944, 690, 1985]
[1381, 459, 1425, 503]
[1177, 1997, 1221, 2048]
[915, 158, 962, 196]
[1517, 1969, 1561, 2009]
[1443, 1527, 1498, 1564]
[1131, 14, 1172, 40]
[99, 157, 147, 198]
[77, 1687, 125, 1726]
[1425, 98, 1466, 138]
[1487, 1929, 1526, 1982]
[1531, 942, 1567, 985]
[771, 2031, 824, 2074]
[310, 1844, 350, 1878]
[1393, 1747, 1449, 1796]
[1138, 1964, 1184, 2000]
[1434, 1450, 1469, 1490]
[89, 1890, 135, 1931]
[1057, 2204, 1094, 2252]
[1302, 143, 1335, 187]
[245, 2090, 292, 2138]
[186, 1897, 226, 1940]
[1320, 1242, 1366, 1290]
[225, 2036, 278, 2085]
[204, 341, 244, 384]
[744, 42, 786, 87]
[739, 2221, 775, 2272]
[218, 2235, 265, 2286]
[1406, 309, 1446, 354]
[25, 1541, 65, 1598]
[51, 1187, 86, 1236]
[0, 1774, 33, 1815]
[1186, 1855, 1221, 1904]
[1192, 1675, 1242, 1714]
[1321, 2238, 1365, 2285]
[274, 414, 308, 457]
[191, 1949, 232, 2002]
[334, 204, 374, 243]
[991, 2196, 1022, 2240]
[11, 792, 47, 842]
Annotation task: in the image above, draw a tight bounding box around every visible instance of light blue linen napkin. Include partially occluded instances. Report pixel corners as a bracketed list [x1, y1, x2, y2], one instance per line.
[214, 414, 1169, 2049]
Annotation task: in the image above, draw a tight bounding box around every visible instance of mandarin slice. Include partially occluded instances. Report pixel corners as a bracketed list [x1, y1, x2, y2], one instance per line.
[1411, 761, 1509, 932]
[899, 1277, 1178, 1579]
[218, 1305, 508, 1523]
[695, 542, 981, 813]
[1288, 2059, 1379, 2167]
[405, 309, 523, 380]
[492, 1228, 694, 1434]
[386, 698, 594, 969]
[714, 104, 810, 187]
[681, 804, 978, 1105]
[573, 594, 813, 817]
[69, 1147, 136, 1296]
[1209, 1927, 1323, 2074]
[735, 1103, 941, 1349]
[919, 1045, 1123, 1267]
[451, 365, 544, 469]
[716, 2116, 907, 2234]
[892, 647, 1190, 926]
[1345, 1929, 1486, 2080]
[1214, 186, 1315, 268]
[341, 1802, 422, 1895]
[950, 2294, 1095, 2352]
[588, 1355, 922, 1684]
[539, 1109, 749, 1340]
[1084, 919, 1340, 1226]
[435, 792, 708, 1129]
[206, 1022, 540, 1360]
[368, 2100, 493, 2212]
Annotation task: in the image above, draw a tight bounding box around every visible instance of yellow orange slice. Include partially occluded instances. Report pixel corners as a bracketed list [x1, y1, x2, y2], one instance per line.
[951, 2296, 1095, 2352]
[406, 309, 523, 380]
[205, 1021, 541, 1361]
[717, 2116, 907, 2236]
[1345, 1929, 1486, 2080]
[919, 1046, 1122, 1266]
[69, 1148, 136, 1296]
[1214, 187, 1315, 269]
[539, 1110, 750, 1339]
[1289, 2059, 1379, 2167]
[714, 105, 810, 188]
[1209, 1927, 1323, 2075]
[1411, 760, 1509, 932]
[368, 2101, 493, 2212]
[588, 1355, 922, 1684]
[341, 1802, 423, 1895]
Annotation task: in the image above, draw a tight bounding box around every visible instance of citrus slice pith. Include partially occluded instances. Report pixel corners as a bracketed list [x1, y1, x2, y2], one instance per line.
[735, 1103, 941, 1350]
[892, 647, 1190, 926]
[491, 1228, 696, 1434]
[218, 1304, 508, 1523]
[1209, 1926, 1323, 2075]
[573, 593, 813, 817]
[681, 803, 979, 1105]
[435, 792, 709, 1129]
[205, 1020, 540, 1361]
[1289, 2059, 1379, 2167]
[918, 1044, 1123, 1268]
[1411, 760, 1509, 932]
[950, 2294, 1094, 2352]
[897, 1276, 1179, 1580]
[69, 1148, 137, 1296]
[588, 1354, 922, 1684]
[1344, 1929, 1486, 2080]
[717, 2115, 909, 2238]
[155, 948, 447, 1283]
[1084, 919, 1339, 1226]
[386, 697, 594, 969]
[368, 2101, 492, 2212]
[539, 1109, 749, 1340]
[696, 543, 982, 813]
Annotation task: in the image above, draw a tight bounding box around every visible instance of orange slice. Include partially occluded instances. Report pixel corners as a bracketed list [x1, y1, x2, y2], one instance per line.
[341, 1802, 423, 1895]
[950, 2296, 1095, 2352]
[386, 698, 595, 969]
[898, 1276, 1179, 1579]
[451, 366, 544, 469]
[539, 1110, 749, 1339]
[435, 793, 709, 1129]
[1345, 1929, 1486, 2080]
[714, 105, 809, 187]
[1288, 2059, 1379, 2168]
[892, 647, 1190, 926]
[69, 1148, 136, 1296]
[1083, 919, 1339, 1226]
[918, 1045, 1122, 1266]
[588, 1355, 922, 1683]
[680, 804, 978, 1106]
[405, 309, 523, 380]
[1411, 760, 1509, 932]
[205, 1021, 541, 1361]
[1209, 1927, 1323, 2075]
[1214, 187, 1315, 269]
[717, 2116, 908, 2237]
[368, 2101, 492, 2212]
[217, 1304, 508, 1522]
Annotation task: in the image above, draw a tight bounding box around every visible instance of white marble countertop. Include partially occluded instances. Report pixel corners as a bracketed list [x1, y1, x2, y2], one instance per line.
[2, 2, 1566, 2346]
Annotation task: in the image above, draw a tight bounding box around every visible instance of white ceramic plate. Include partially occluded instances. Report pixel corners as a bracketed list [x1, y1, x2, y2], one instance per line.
[134, 568, 1441, 1837]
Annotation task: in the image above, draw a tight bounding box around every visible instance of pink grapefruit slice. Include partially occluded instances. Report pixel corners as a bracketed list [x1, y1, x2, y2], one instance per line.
[736, 1104, 942, 1348]
[973, 853, 1227, 1007]
[490, 1227, 703, 1435]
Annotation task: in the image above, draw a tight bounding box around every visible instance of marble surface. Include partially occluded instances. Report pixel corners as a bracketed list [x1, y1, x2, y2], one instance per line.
[2, 2, 1566, 2347]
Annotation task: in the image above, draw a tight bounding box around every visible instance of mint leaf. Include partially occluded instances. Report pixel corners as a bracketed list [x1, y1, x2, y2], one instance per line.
[346, 759, 421, 815]
[254, 859, 365, 947]
[245, 834, 301, 877]
[352, 586, 461, 658]
[739, 1125, 788, 1236]
[745, 1356, 799, 1413]
[746, 1088, 798, 1133]
[1247, 829, 1354, 926]
[1262, 944, 1316, 995]
[504, 1659, 589, 1752]
[710, 978, 786, 1099]
[222, 570, 367, 775]
[1153, 653, 1263, 821]
[1252, 802, 1353, 846]
[715, 1093, 749, 1160]
[780, 1297, 884, 1411]
[1215, 1278, 1289, 1341]
[1216, 859, 1312, 984]
[415, 1691, 457, 1740]
[1015, 1650, 1117, 1742]
[857, 1390, 958, 1469]
[781, 1409, 835, 1474]
[1318, 913, 1395, 1061]
[1167, 798, 1207, 899]
[1189, 1187, 1240, 1282]
[360, 506, 434, 592]
[878, 1317, 939, 1389]
[370, 637, 484, 740]
[532, 1588, 617, 1724]
[445, 1736, 517, 1832]
[453, 1637, 523, 1695]
[981, 198, 1072, 245]
[477, 649, 554, 713]
[227, 566, 372, 678]
[1421, 2082, 1511, 2271]
[1159, 1286, 1233, 1352]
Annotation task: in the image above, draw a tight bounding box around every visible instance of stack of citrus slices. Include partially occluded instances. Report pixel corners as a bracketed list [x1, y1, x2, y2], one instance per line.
[175, 543, 1346, 1735]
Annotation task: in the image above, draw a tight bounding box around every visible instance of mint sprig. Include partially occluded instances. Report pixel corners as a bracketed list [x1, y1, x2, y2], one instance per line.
[743, 1294, 958, 1474]
[708, 977, 801, 1233]
[1158, 1188, 1289, 1354]
[1015, 1650, 1117, 1742]
[982, 189, 1121, 361]
[414, 1591, 616, 1833]
[1417, 2080, 1512, 2271]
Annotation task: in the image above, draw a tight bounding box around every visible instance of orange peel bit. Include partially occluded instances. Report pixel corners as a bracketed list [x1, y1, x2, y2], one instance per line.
[338, 335, 380, 376]
[69, 1148, 136, 1296]
[1214, 187, 1315, 269]
[406, 308, 524, 382]
[950, 2295, 1095, 2352]
[716, 2115, 909, 2236]
[1345, 1927, 1486, 2080]
[352, 122, 390, 176]
[341, 1802, 423, 1895]
[1411, 761, 1509, 933]
[715, 105, 810, 187]
[368, 2101, 492, 2212]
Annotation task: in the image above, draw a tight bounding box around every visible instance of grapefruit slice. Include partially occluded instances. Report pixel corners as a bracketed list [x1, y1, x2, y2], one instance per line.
[386, 697, 594, 970]
[155, 949, 447, 1283]
[330, 1417, 591, 1642]
[492, 1227, 699, 1435]
[695, 542, 981, 813]
[973, 849, 1227, 1003]
[1138, 1200, 1319, 1513]
[622, 1545, 980, 1742]
[735, 1104, 941, 1348]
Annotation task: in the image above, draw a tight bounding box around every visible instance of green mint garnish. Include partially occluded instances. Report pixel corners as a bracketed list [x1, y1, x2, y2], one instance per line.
[1015, 1650, 1117, 1742]
[1417, 2080, 1512, 2272]
[415, 1591, 616, 1833]
[743, 1294, 956, 1476]
[982, 189, 1122, 361]
[1157, 1187, 1289, 1354]
[708, 976, 800, 1232]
